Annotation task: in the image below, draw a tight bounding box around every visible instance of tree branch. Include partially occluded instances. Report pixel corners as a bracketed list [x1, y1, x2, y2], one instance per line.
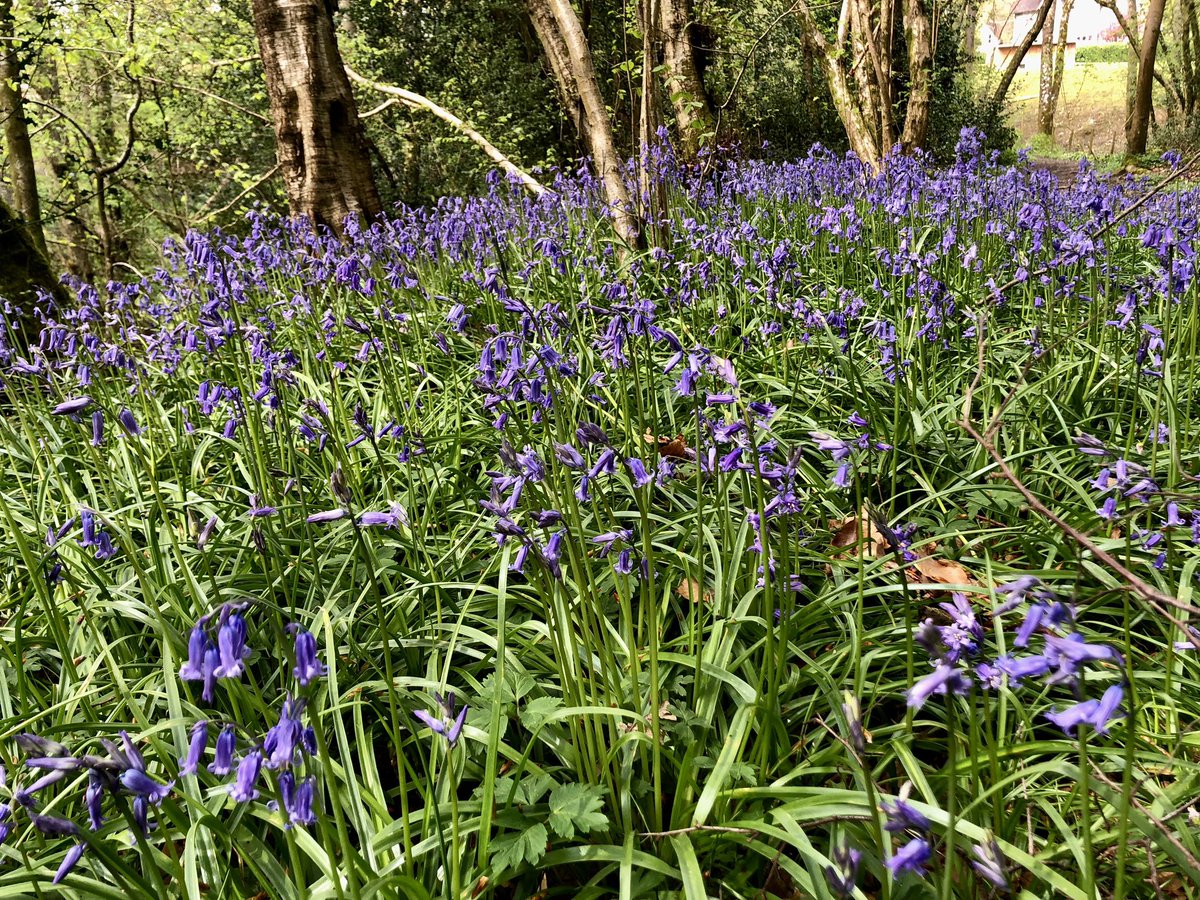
[344, 64, 551, 197]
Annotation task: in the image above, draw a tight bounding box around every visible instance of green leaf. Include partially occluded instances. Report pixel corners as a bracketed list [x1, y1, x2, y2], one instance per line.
[519, 695, 562, 731]
[547, 783, 608, 840]
[490, 822, 548, 873]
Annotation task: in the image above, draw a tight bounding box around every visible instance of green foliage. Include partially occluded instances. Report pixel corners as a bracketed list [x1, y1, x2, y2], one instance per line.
[1077, 43, 1129, 65]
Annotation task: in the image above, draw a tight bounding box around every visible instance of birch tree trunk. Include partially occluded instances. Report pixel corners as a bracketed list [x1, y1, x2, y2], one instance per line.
[660, 0, 714, 158]
[991, 0, 1055, 108]
[249, 0, 381, 232]
[0, 0, 46, 257]
[1038, 0, 1057, 136]
[899, 0, 933, 150]
[1127, 0, 1166, 154]
[531, 0, 640, 247]
[528, 0, 587, 141]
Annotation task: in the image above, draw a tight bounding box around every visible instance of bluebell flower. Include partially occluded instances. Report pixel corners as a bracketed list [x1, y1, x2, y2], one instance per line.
[52, 397, 93, 416]
[824, 842, 861, 897]
[214, 612, 248, 679]
[90, 411, 104, 447]
[30, 812, 79, 837]
[52, 843, 86, 885]
[264, 697, 306, 770]
[228, 751, 263, 803]
[196, 514, 219, 550]
[118, 408, 142, 436]
[970, 837, 1008, 889]
[907, 663, 971, 709]
[291, 628, 327, 686]
[179, 721, 207, 776]
[287, 776, 316, 828]
[120, 768, 172, 803]
[882, 799, 931, 833]
[209, 726, 235, 775]
[85, 774, 103, 830]
[887, 837, 931, 879]
[179, 622, 211, 680]
[626, 457, 653, 487]
[306, 508, 347, 524]
[201, 645, 220, 703]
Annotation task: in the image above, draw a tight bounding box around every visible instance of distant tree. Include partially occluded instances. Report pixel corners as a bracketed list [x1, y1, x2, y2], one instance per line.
[660, 0, 715, 158]
[789, 0, 935, 170]
[1128, 0, 1166, 154]
[1038, 0, 1074, 138]
[0, 196, 67, 340]
[527, 0, 640, 247]
[249, 0, 381, 231]
[991, 0, 1055, 108]
[0, 0, 46, 256]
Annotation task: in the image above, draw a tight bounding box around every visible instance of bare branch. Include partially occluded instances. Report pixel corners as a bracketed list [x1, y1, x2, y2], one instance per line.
[344, 64, 551, 197]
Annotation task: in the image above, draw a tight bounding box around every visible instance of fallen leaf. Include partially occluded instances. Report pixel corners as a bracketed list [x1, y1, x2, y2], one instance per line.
[910, 555, 975, 586]
[676, 577, 713, 604]
[830, 509, 890, 558]
[643, 429, 692, 459]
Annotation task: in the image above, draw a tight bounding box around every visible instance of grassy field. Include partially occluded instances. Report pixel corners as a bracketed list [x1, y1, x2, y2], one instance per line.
[2, 142, 1200, 897]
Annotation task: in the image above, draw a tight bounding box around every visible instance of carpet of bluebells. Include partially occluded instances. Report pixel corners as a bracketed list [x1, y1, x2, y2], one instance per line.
[2, 132, 1200, 898]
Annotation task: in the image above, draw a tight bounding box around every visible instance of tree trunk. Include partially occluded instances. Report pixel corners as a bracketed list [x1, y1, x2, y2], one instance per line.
[0, 0, 46, 257]
[1038, 0, 1057, 136]
[533, 0, 640, 247]
[1128, 0, 1166, 154]
[1126, 0, 1139, 128]
[962, 0, 980, 57]
[638, 0, 667, 245]
[249, 0, 381, 232]
[991, 0, 1055, 108]
[528, 0, 587, 142]
[0, 196, 68, 343]
[899, 0, 933, 149]
[659, 0, 714, 158]
[1041, 0, 1075, 138]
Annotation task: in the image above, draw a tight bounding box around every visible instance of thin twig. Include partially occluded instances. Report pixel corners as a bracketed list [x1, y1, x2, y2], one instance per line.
[1088, 763, 1200, 874]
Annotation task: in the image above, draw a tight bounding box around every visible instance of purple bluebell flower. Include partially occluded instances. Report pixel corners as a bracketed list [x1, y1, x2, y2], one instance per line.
[85, 774, 103, 830]
[287, 776, 317, 827]
[197, 514, 218, 550]
[52, 843, 86, 885]
[882, 799, 932, 833]
[824, 842, 861, 897]
[971, 838, 1008, 889]
[118, 408, 142, 436]
[306, 507, 347, 524]
[179, 623, 210, 680]
[179, 721, 207, 776]
[264, 697, 305, 769]
[247, 494, 277, 518]
[214, 611, 248, 679]
[292, 628, 327, 686]
[907, 663, 972, 709]
[30, 812, 79, 837]
[52, 397, 92, 416]
[626, 457, 653, 487]
[90, 411, 104, 447]
[201, 645, 220, 703]
[209, 726, 235, 775]
[120, 768, 172, 803]
[228, 751, 263, 802]
[887, 837, 931, 879]
[554, 443, 585, 468]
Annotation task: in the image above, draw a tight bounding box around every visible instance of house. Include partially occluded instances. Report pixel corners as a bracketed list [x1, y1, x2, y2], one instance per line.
[981, 0, 1123, 72]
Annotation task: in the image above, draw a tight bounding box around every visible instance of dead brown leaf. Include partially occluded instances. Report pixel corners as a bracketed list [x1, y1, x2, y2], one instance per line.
[910, 555, 975, 587]
[676, 577, 713, 605]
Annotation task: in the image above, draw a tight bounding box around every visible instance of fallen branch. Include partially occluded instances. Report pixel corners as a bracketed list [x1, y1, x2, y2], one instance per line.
[344, 65, 551, 198]
[960, 314, 1200, 650]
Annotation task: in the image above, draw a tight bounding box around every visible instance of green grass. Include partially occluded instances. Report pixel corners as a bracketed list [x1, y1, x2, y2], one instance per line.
[0, 149, 1198, 898]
